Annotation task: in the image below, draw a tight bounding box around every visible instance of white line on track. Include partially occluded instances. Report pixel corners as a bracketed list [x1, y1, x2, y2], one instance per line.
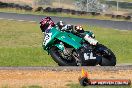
[120, 30, 129, 32]
[18, 20, 25, 22]
[0, 17, 4, 19]
[0, 17, 37, 23]
[28, 21, 37, 23]
[8, 19, 14, 21]
[113, 28, 129, 31]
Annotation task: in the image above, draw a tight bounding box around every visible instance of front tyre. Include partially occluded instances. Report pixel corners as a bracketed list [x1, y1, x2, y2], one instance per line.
[49, 46, 77, 66]
[96, 44, 116, 66]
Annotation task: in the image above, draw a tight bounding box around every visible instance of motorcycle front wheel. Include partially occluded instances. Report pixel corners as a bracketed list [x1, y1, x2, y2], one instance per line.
[95, 44, 116, 66]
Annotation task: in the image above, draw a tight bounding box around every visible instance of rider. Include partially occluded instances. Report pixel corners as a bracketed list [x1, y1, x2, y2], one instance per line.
[40, 17, 97, 45]
[56, 21, 97, 45]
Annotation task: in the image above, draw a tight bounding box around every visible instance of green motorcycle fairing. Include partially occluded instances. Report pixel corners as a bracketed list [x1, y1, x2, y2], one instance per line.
[42, 27, 82, 51]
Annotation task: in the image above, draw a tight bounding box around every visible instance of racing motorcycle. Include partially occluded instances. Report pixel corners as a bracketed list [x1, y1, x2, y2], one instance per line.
[42, 27, 116, 66]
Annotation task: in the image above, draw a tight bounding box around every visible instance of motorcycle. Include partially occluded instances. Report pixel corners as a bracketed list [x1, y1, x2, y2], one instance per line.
[42, 26, 116, 66]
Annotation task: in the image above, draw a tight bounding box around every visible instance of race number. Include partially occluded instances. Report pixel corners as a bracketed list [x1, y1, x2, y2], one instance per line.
[84, 52, 96, 60]
[43, 33, 52, 46]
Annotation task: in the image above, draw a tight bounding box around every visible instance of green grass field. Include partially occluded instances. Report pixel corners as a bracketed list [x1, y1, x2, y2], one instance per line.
[0, 19, 132, 66]
[67, 84, 131, 88]
[2, 85, 42, 88]
[0, 20, 57, 66]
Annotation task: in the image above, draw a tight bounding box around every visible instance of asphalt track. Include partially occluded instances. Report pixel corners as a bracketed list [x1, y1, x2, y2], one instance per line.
[0, 12, 132, 70]
[0, 12, 132, 30]
[0, 66, 132, 71]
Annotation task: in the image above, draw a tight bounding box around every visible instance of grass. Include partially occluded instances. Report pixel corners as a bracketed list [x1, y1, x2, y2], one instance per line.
[67, 83, 131, 88]
[0, 19, 132, 66]
[0, 19, 57, 66]
[122, 0, 132, 2]
[1, 85, 42, 88]
[0, 8, 131, 22]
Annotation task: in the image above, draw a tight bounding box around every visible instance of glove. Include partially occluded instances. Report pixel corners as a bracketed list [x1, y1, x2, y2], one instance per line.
[61, 24, 73, 31]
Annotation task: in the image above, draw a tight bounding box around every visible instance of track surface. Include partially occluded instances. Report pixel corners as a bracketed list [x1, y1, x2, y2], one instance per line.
[0, 66, 132, 71]
[1, 69, 132, 88]
[0, 12, 132, 30]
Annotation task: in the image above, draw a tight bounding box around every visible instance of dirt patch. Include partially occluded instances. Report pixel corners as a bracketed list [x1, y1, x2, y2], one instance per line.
[0, 70, 132, 88]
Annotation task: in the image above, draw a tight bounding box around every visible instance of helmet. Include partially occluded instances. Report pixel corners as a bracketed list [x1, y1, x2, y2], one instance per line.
[40, 17, 55, 32]
[56, 21, 65, 29]
[74, 25, 84, 33]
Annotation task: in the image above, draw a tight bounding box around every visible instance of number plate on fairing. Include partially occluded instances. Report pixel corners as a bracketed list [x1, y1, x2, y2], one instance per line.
[84, 50, 96, 60]
[84, 52, 96, 60]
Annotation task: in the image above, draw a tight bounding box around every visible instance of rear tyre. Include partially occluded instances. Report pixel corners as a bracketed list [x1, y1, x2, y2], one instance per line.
[49, 46, 77, 66]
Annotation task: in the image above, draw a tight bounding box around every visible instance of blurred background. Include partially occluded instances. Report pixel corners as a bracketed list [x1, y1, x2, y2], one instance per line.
[0, 0, 132, 14]
[0, 0, 132, 20]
